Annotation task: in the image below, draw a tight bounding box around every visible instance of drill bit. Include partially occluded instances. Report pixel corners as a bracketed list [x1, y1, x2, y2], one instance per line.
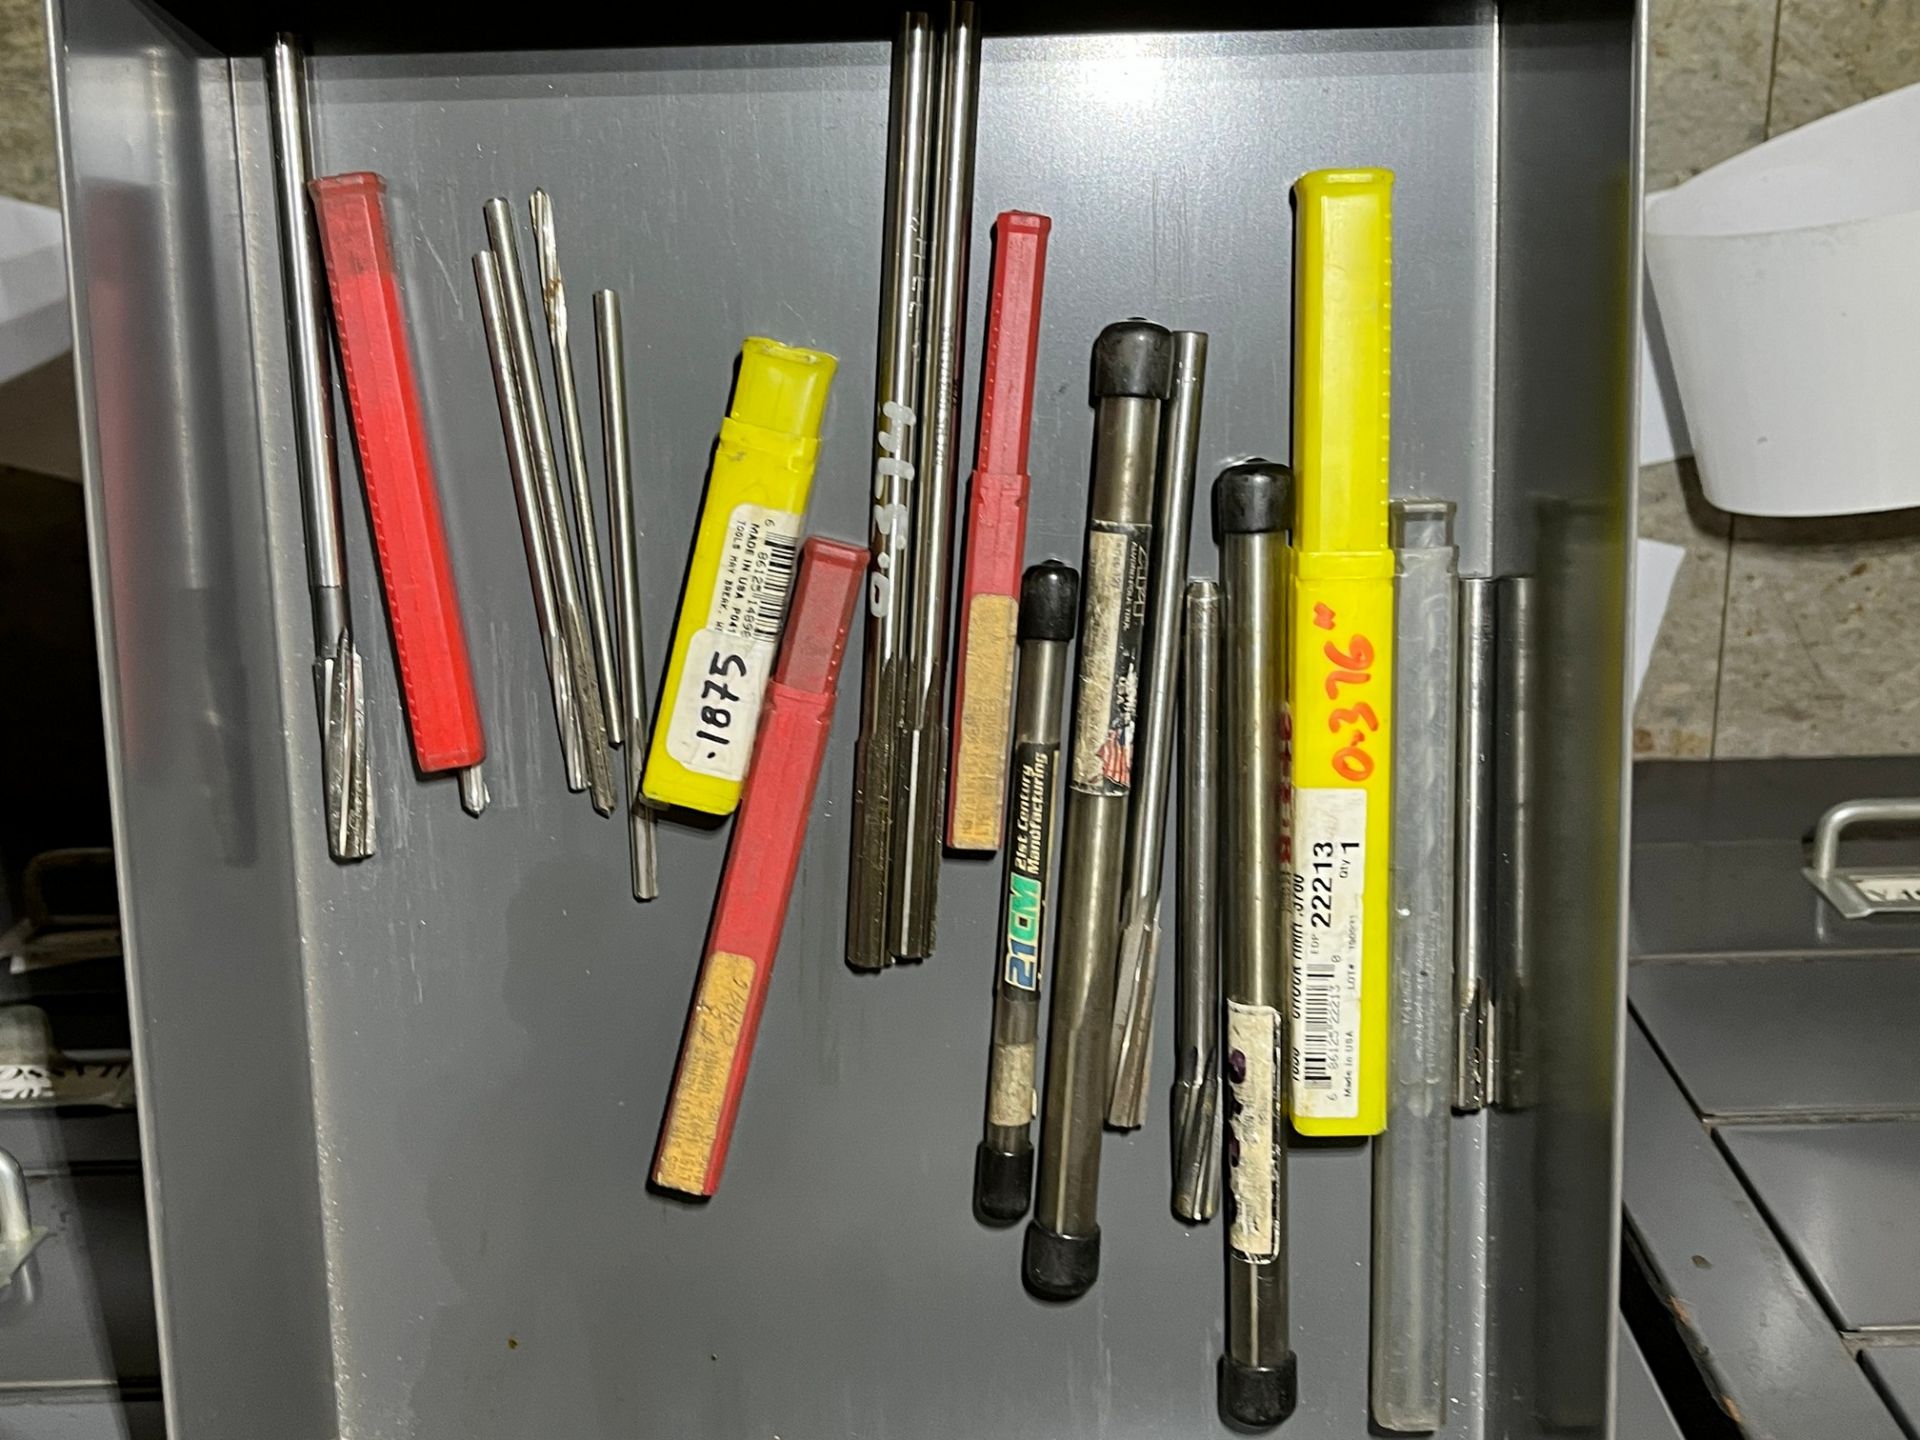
[1023, 320, 1172, 1302]
[484, 195, 615, 813]
[973, 560, 1078, 1226]
[1216, 460, 1297, 1431]
[1107, 330, 1207, 1128]
[1453, 577, 1495, 1110]
[458, 765, 489, 816]
[475, 249, 579, 788]
[890, 0, 982, 961]
[532, 189, 624, 750]
[1171, 579, 1221, 1223]
[847, 11, 935, 971]
[594, 289, 659, 901]
[268, 34, 373, 860]
[321, 624, 373, 856]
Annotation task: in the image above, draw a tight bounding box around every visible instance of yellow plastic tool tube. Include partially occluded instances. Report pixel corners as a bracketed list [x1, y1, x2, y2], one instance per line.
[642, 337, 837, 815]
[1288, 169, 1394, 1137]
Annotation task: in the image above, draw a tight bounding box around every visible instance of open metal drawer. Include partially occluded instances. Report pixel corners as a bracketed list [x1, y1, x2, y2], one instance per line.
[50, 3, 1639, 1435]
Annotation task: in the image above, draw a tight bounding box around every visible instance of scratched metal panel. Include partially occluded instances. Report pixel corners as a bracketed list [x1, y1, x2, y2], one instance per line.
[1634, 957, 1920, 1119]
[1863, 1347, 1920, 1436]
[1720, 1122, 1920, 1330]
[256, 33, 1499, 1440]
[0, 1175, 159, 1391]
[1614, 1317, 1684, 1440]
[50, 0, 343, 1429]
[1630, 758, 1920, 958]
[1633, 756, 1920, 848]
[0, 1395, 166, 1440]
[55, 5, 1632, 1438]
[1622, 1021, 1904, 1440]
[0, 1109, 141, 1176]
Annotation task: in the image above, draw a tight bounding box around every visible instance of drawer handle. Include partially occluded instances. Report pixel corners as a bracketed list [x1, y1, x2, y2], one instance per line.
[1803, 797, 1920, 919]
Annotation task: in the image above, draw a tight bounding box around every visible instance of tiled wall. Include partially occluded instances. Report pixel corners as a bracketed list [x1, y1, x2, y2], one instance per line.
[0, 0, 52, 207]
[1638, 0, 1920, 759]
[1, 3, 1915, 755]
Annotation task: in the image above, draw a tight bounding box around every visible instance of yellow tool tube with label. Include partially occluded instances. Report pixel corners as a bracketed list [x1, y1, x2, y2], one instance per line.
[1288, 169, 1394, 1137]
[643, 338, 837, 815]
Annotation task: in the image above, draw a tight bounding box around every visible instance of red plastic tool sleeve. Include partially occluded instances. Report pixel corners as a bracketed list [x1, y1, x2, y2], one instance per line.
[946, 211, 1051, 850]
[309, 172, 484, 775]
[652, 537, 866, 1198]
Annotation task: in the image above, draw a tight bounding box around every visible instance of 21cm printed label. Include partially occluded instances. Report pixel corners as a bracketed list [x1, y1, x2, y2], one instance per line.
[665, 504, 801, 780]
[1002, 740, 1058, 991]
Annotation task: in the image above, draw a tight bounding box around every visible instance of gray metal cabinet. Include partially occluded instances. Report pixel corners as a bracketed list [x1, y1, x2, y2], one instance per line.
[50, 3, 1638, 1435]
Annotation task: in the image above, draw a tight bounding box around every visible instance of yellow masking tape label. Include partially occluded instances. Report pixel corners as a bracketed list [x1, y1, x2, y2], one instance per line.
[987, 1040, 1038, 1128]
[949, 593, 1019, 849]
[1226, 1000, 1283, 1260]
[654, 950, 756, 1195]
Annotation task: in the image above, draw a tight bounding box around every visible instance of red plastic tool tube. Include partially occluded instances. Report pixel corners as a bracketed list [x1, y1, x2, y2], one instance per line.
[653, 537, 866, 1198]
[309, 171, 484, 776]
[946, 211, 1051, 851]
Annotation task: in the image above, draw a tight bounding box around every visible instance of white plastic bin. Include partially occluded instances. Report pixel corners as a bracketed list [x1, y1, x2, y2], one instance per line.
[1646, 82, 1920, 517]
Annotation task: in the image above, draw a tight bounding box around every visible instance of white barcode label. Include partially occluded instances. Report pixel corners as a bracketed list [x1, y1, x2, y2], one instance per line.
[1289, 787, 1366, 1120]
[665, 504, 801, 781]
[1225, 1001, 1282, 1260]
[708, 504, 801, 642]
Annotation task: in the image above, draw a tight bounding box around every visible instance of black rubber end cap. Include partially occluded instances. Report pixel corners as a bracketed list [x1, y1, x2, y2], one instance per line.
[1018, 560, 1079, 643]
[1091, 319, 1174, 402]
[1022, 1221, 1099, 1300]
[1213, 459, 1294, 538]
[1219, 1351, 1298, 1431]
[972, 1144, 1033, 1227]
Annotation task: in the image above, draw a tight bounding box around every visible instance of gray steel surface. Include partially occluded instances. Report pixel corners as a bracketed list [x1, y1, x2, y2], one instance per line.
[1631, 758, 1920, 957]
[54, 5, 1635, 1436]
[1635, 957, 1920, 1119]
[1631, 841, 1920, 958]
[0, 1393, 166, 1440]
[1864, 1346, 1920, 1436]
[51, 0, 341, 1427]
[0, 1174, 158, 1391]
[1613, 1317, 1684, 1440]
[1721, 1121, 1920, 1330]
[0, 1112, 140, 1177]
[1634, 756, 1920, 847]
[1622, 1020, 1904, 1440]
